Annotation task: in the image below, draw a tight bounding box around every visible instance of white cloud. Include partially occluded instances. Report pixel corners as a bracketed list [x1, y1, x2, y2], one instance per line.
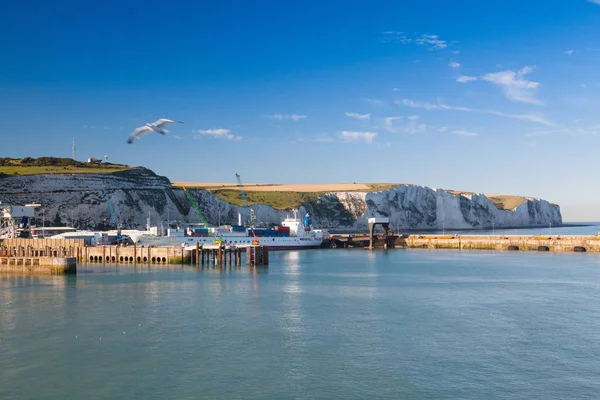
[197, 128, 241, 140]
[265, 113, 307, 121]
[293, 133, 336, 143]
[486, 111, 554, 126]
[457, 75, 477, 83]
[340, 131, 377, 143]
[580, 84, 588, 89]
[345, 112, 371, 121]
[365, 98, 387, 106]
[399, 99, 472, 111]
[452, 50, 460, 55]
[449, 61, 461, 68]
[525, 125, 600, 137]
[452, 130, 478, 137]
[565, 49, 575, 55]
[381, 32, 448, 50]
[481, 66, 542, 105]
[290, 113, 307, 121]
[392, 88, 400, 91]
[400, 98, 553, 126]
[415, 34, 448, 50]
[588, 0, 600, 5]
[384, 117, 427, 134]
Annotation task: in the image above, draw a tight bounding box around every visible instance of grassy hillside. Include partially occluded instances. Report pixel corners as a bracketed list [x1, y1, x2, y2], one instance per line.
[0, 157, 131, 175]
[176, 182, 399, 210]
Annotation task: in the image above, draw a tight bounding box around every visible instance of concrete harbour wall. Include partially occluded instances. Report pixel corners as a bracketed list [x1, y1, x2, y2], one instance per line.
[396, 235, 600, 253]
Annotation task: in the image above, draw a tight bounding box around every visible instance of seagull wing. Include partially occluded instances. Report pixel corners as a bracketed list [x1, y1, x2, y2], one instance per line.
[127, 126, 153, 143]
[152, 118, 182, 128]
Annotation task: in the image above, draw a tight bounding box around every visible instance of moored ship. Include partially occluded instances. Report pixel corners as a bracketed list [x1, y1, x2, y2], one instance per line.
[127, 212, 324, 250]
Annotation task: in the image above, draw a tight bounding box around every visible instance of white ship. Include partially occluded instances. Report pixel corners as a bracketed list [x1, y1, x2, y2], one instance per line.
[129, 211, 325, 250]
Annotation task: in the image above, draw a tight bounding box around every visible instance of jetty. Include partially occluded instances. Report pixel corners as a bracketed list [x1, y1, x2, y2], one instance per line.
[0, 238, 82, 274]
[326, 233, 600, 253]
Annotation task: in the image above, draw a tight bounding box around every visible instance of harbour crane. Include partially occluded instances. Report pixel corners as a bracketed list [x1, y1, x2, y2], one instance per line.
[234, 173, 259, 245]
[235, 173, 256, 227]
[101, 181, 122, 242]
[181, 186, 222, 244]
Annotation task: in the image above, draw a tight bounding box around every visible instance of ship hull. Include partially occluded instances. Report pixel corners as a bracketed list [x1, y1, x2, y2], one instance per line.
[135, 235, 323, 249]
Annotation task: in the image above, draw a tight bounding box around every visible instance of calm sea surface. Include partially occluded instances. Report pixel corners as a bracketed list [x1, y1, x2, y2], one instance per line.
[3, 249, 600, 399]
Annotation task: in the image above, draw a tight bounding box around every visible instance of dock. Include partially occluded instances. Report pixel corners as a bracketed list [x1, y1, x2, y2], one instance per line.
[0, 238, 83, 274]
[326, 233, 600, 253]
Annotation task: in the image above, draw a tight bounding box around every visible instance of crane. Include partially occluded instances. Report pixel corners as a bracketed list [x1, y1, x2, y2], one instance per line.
[234, 173, 259, 245]
[101, 181, 122, 242]
[235, 173, 256, 227]
[181, 186, 222, 244]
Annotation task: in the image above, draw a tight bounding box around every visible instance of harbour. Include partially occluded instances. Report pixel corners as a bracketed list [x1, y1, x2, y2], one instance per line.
[3, 249, 600, 399]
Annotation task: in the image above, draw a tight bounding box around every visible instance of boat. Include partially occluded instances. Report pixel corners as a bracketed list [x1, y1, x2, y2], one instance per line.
[130, 211, 325, 250]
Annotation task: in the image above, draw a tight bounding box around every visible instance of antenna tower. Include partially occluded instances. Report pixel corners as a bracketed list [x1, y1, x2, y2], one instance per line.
[72, 138, 76, 160]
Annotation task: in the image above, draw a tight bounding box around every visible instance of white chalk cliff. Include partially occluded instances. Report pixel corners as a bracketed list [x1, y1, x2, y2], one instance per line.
[0, 169, 561, 231]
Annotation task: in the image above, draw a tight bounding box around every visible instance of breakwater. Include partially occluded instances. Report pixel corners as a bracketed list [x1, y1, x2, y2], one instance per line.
[0, 238, 83, 274]
[327, 234, 600, 252]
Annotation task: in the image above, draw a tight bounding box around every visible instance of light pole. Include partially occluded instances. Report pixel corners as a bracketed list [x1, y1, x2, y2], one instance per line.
[492, 221, 495, 236]
[549, 221, 552, 236]
[42, 208, 45, 238]
[442, 223, 445, 235]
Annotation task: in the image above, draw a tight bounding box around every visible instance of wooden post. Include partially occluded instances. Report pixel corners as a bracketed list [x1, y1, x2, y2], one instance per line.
[195, 242, 200, 266]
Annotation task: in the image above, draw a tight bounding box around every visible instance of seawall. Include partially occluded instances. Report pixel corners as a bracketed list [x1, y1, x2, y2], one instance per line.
[397, 235, 600, 252]
[328, 234, 600, 253]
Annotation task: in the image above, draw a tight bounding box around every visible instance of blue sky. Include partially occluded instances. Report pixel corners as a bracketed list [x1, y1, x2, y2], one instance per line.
[2, 0, 600, 221]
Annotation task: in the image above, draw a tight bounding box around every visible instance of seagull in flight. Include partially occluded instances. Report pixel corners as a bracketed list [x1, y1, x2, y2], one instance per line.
[127, 119, 183, 144]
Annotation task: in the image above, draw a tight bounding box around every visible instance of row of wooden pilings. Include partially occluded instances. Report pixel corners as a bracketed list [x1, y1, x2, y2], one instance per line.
[192, 243, 269, 267]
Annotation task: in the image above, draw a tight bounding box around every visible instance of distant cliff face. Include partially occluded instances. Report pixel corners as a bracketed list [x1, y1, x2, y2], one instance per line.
[0, 169, 562, 231]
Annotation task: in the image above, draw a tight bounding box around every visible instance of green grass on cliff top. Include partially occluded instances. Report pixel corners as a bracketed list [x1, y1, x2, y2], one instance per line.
[0, 157, 131, 175]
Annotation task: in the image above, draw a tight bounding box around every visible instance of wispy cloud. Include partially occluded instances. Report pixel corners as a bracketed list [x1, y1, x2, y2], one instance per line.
[293, 133, 336, 143]
[340, 131, 377, 143]
[481, 66, 542, 105]
[345, 112, 371, 121]
[449, 61, 461, 68]
[580, 84, 588, 89]
[265, 113, 307, 121]
[457, 75, 477, 83]
[399, 98, 554, 126]
[486, 111, 553, 126]
[365, 98, 387, 106]
[399, 99, 472, 111]
[525, 125, 600, 137]
[384, 117, 427, 134]
[565, 49, 575, 55]
[452, 130, 478, 137]
[381, 32, 448, 50]
[197, 128, 241, 140]
[588, 0, 600, 5]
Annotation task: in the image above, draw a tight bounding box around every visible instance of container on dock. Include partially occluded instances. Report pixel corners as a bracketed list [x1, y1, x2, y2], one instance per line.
[275, 226, 290, 233]
[231, 225, 246, 232]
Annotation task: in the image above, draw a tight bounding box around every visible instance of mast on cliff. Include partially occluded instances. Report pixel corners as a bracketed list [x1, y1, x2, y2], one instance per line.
[72, 138, 76, 160]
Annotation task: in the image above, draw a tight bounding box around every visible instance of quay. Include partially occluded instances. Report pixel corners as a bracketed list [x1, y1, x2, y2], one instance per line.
[0, 238, 83, 274]
[326, 233, 600, 253]
[0, 238, 270, 273]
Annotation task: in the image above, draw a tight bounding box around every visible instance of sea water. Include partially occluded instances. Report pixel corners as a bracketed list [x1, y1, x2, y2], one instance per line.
[2, 249, 600, 399]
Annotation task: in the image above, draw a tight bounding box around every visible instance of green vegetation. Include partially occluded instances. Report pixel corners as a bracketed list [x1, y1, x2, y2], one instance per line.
[210, 189, 323, 210]
[203, 183, 399, 210]
[486, 195, 527, 210]
[0, 157, 131, 175]
[365, 183, 399, 192]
